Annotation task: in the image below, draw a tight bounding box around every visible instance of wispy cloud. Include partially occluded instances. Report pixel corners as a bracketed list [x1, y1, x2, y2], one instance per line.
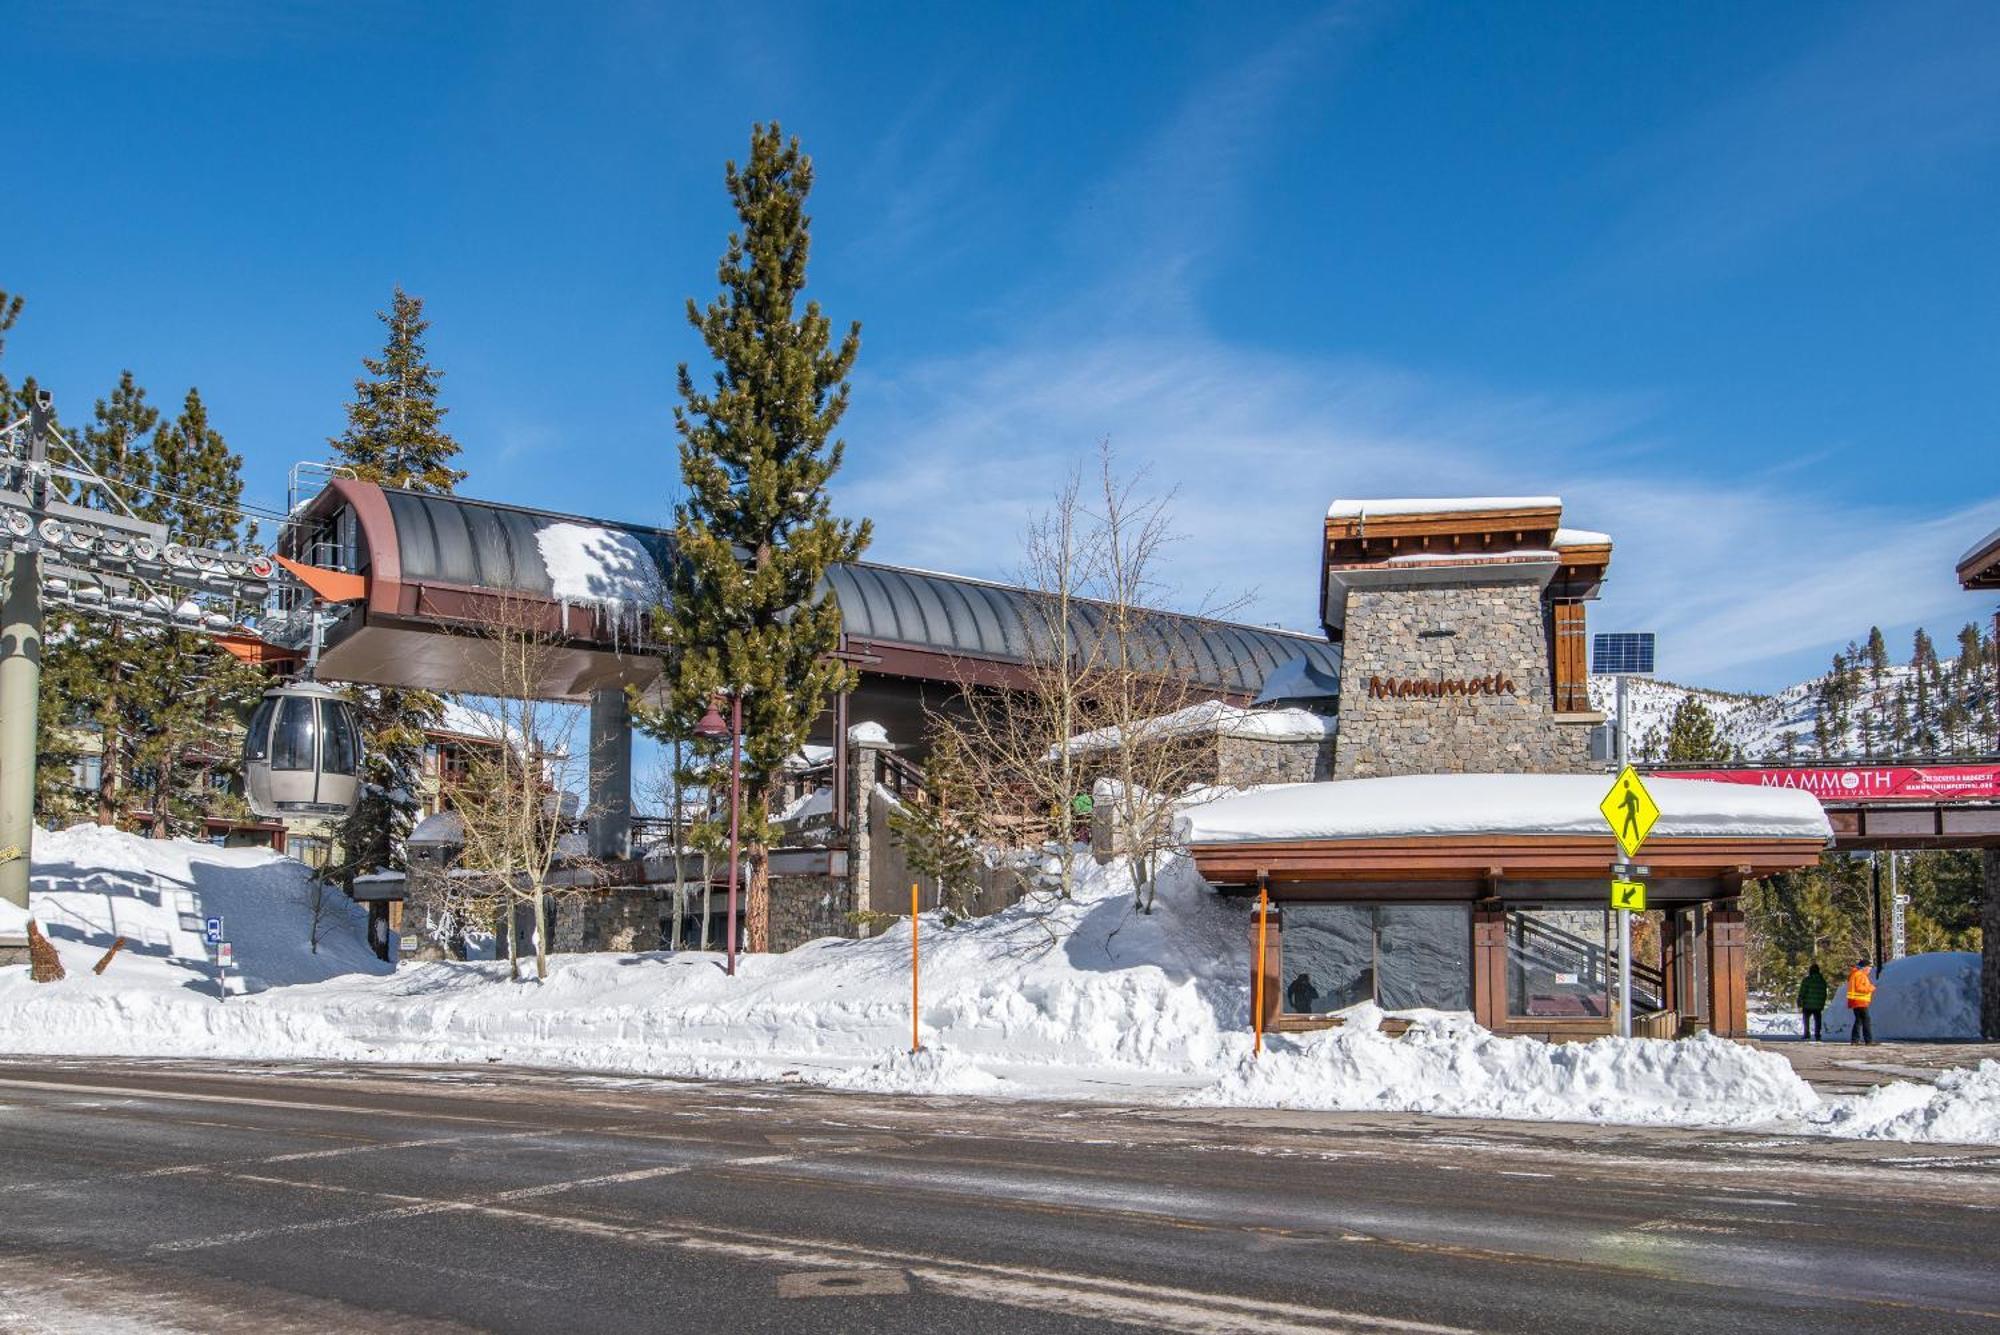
[839, 3, 2000, 695]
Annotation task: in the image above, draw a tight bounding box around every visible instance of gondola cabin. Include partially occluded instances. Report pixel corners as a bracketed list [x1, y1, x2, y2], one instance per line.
[244, 681, 362, 821]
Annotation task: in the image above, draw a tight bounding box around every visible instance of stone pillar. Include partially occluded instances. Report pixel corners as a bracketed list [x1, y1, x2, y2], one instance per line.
[1983, 849, 1999, 1042]
[846, 726, 890, 929]
[587, 688, 632, 862]
[1706, 903, 1748, 1038]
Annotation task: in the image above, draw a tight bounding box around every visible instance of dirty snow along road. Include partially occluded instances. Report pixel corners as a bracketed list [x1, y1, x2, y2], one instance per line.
[0, 1058, 1996, 1333]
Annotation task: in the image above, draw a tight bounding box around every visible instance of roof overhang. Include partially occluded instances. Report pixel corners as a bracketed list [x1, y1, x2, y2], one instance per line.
[1322, 553, 1559, 632]
[1190, 833, 1827, 889]
[1958, 525, 2000, 591]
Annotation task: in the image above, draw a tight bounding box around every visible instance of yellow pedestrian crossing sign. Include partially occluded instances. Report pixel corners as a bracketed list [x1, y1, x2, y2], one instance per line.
[1610, 879, 1646, 912]
[1599, 765, 1659, 860]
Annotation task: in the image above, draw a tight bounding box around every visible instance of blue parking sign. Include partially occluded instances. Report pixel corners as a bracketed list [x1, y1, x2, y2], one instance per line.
[204, 916, 223, 945]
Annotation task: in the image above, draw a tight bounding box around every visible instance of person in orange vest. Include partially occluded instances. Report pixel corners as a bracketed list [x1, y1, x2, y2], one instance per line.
[1845, 957, 1877, 1045]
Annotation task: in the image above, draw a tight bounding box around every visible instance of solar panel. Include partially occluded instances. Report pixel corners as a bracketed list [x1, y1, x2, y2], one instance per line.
[1591, 632, 1656, 676]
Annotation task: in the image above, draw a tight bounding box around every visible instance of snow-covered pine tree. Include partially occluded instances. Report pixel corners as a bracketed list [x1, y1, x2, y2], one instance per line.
[658, 123, 872, 953]
[1866, 626, 1888, 683]
[136, 388, 267, 836]
[324, 288, 464, 890]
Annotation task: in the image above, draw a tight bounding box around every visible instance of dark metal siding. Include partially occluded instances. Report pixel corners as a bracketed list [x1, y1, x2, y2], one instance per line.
[376, 490, 1337, 697]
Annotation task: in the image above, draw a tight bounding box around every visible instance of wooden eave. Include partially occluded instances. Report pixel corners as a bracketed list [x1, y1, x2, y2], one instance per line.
[1957, 535, 2000, 590]
[1323, 503, 1563, 544]
[1190, 833, 1826, 886]
[1553, 543, 1612, 569]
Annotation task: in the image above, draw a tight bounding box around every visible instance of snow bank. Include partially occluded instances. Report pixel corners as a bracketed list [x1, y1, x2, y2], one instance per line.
[1811, 1061, 2000, 1143]
[1054, 701, 1336, 758]
[4, 827, 1992, 1144]
[534, 522, 665, 612]
[17, 824, 388, 995]
[1826, 952, 1981, 1041]
[1177, 773, 1832, 845]
[1327, 496, 1560, 519]
[1187, 1006, 1818, 1128]
[0, 899, 27, 938]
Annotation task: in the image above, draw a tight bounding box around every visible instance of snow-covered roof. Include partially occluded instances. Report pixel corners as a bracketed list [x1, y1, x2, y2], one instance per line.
[1176, 773, 1831, 845]
[1055, 702, 1337, 758]
[1327, 497, 1562, 519]
[1554, 528, 1611, 548]
[534, 522, 667, 612]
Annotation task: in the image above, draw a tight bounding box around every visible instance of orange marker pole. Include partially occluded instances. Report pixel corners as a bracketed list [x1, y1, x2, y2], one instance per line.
[910, 883, 922, 1053]
[1254, 880, 1270, 1056]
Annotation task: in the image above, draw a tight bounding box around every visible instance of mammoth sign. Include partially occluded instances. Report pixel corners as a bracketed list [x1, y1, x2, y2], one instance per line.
[1368, 674, 1517, 700]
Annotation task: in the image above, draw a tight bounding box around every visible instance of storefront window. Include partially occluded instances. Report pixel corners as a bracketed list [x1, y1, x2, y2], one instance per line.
[1282, 904, 1471, 1015]
[1507, 907, 1611, 1018]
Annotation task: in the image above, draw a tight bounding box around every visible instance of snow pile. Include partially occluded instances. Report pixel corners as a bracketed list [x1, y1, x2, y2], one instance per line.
[1187, 1005, 1818, 1127]
[4, 825, 1994, 1143]
[1812, 1062, 2000, 1143]
[1553, 527, 1610, 548]
[1055, 701, 1336, 758]
[0, 898, 27, 938]
[1176, 773, 1831, 845]
[1826, 953, 1981, 1040]
[21, 824, 387, 993]
[534, 522, 665, 613]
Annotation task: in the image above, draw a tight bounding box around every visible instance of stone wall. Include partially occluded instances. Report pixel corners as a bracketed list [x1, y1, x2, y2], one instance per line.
[1215, 733, 1336, 786]
[768, 873, 851, 953]
[1334, 579, 1593, 777]
[553, 890, 660, 953]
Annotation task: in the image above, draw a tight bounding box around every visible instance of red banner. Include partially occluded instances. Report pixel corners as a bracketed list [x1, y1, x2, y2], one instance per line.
[1654, 764, 2000, 804]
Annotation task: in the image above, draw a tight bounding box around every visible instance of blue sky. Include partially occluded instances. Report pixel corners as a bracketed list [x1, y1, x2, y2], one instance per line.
[4, 0, 1997, 693]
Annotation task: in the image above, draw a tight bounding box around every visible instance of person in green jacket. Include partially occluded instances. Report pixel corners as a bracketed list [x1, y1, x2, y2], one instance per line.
[1796, 963, 1829, 1042]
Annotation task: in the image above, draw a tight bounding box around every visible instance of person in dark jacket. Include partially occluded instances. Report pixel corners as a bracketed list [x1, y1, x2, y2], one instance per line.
[1796, 963, 1828, 1041]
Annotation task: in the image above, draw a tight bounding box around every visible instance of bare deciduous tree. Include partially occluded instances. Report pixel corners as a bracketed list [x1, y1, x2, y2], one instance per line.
[447, 595, 597, 981]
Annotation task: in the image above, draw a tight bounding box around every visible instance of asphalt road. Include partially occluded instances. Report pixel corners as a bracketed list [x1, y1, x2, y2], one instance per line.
[0, 1058, 1996, 1333]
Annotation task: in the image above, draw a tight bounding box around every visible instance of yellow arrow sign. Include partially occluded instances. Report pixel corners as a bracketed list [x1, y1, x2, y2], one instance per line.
[1599, 765, 1660, 861]
[1610, 879, 1647, 912]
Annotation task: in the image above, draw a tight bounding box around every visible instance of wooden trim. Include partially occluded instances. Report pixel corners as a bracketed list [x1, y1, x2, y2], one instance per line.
[1191, 834, 1826, 884]
[1551, 601, 1589, 713]
[1707, 904, 1748, 1037]
[1324, 504, 1563, 543]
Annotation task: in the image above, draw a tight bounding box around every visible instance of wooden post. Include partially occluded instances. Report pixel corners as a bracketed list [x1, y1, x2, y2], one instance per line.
[1472, 900, 1507, 1030]
[911, 882, 921, 1053]
[1707, 901, 1748, 1038]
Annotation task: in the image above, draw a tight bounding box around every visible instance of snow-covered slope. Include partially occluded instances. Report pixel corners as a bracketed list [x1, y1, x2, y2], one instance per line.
[1590, 655, 1992, 762]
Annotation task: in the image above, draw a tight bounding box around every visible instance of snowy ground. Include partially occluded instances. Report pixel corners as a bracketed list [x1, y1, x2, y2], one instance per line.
[4, 825, 1996, 1144]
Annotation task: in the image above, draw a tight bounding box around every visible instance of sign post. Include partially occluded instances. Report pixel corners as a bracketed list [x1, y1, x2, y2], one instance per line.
[1600, 765, 1660, 1039]
[910, 882, 921, 1054]
[215, 940, 233, 1001]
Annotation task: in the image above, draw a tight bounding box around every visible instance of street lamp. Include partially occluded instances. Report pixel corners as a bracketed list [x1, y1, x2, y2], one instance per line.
[695, 692, 743, 976]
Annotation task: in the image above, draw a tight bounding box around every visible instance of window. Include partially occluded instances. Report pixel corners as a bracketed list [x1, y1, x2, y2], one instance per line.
[71, 755, 103, 792]
[321, 702, 358, 777]
[1282, 904, 1471, 1015]
[245, 696, 277, 763]
[272, 695, 317, 771]
[1507, 907, 1612, 1018]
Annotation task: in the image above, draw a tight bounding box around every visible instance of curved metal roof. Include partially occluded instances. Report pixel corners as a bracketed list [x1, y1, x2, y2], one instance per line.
[364, 488, 1339, 697]
[820, 563, 1340, 697]
[383, 490, 676, 596]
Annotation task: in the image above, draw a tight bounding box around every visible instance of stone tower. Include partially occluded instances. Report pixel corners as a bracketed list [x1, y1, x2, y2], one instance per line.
[1321, 498, 1609, 778]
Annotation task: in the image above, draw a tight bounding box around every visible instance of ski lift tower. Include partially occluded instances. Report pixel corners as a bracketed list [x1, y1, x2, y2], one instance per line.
[0, 393, 278, 942]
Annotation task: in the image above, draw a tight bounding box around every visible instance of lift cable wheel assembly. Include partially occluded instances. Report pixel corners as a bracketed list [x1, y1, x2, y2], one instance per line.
[0, 393, 365, 916]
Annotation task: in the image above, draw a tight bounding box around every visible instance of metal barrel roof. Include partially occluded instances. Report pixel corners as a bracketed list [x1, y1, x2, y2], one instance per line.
[375, 489, 1339, 696]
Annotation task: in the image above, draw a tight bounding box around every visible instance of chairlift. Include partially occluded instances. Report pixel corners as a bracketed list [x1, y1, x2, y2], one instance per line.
[243, 586, 363, 823]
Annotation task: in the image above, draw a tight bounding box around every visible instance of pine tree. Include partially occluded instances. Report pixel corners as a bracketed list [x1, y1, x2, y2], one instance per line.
[1866, 626, 1889, 682]
[651, 123, 872, 953]
[1911, 628, 1938, 753]
[329, 288, 466, 492]
[135, 389, 267, 836]
[325, 289, 465, 886]
[0, 289, 23, 410]
[1663, 695, 1732, 763]
[38, 373, 164, 823]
